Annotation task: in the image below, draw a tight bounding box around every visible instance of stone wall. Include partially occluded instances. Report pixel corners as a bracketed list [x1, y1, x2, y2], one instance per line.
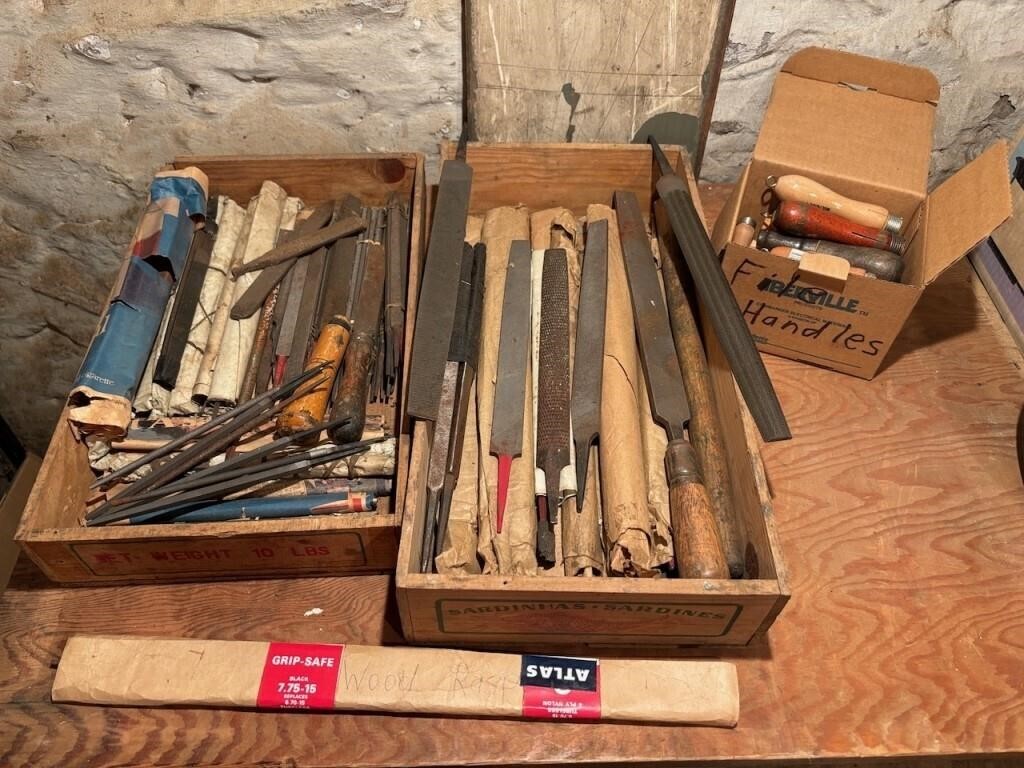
[0, 0, 461, 451]
[703, 0, 1024, 181]
[2, 0, 1022, 452]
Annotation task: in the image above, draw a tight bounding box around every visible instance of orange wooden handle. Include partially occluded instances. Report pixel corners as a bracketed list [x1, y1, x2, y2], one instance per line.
[276, 322, 351, 436]
[667, 441, 729, 579]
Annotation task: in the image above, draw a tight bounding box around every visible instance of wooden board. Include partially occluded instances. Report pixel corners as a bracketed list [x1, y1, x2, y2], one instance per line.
[396, 142, 788, 651]
[466, 0, 734, 172]
[0, 455, 39, 592]
[1, 187, 1023, 767]
[14, 153, 426, 583]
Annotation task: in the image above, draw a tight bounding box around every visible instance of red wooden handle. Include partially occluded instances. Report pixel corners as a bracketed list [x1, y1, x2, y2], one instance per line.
[776, 202, 903, 253]
[495, 453, 512, 534]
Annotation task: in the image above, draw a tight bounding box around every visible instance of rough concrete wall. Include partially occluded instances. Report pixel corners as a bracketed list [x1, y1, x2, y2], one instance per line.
[703, 0, 1024, 182]
[3, 0, 1023, 454]
[0, 0, 460, 451]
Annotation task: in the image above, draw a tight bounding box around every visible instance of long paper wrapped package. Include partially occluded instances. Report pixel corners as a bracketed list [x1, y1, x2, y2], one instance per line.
[169, 197, 246, 414]
[53, 635, 739, 726]
[208, 182, 289, 404]
[68, 168, 209, 438]
[587, 205, 654, 575]
[194, 198, 256, 401]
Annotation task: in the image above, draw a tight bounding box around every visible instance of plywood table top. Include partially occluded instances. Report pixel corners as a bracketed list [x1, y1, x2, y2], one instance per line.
[1, 184, 1022, 768]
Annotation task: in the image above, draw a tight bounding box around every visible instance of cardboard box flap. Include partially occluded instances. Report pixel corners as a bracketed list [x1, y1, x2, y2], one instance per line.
[781, 48, 939, 103]
[755, 49, 936, 201]
[916, 141, 1012, 286]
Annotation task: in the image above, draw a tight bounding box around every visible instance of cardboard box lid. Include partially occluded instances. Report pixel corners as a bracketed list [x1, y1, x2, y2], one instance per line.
[910, 140, 1013, 285]
[754, 48, 938, 200]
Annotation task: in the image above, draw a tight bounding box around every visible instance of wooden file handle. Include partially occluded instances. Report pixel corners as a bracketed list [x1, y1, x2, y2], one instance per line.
[771, 174, 902, 233]
[276, 321, 351, 436]
[775, 202, 905, 254]
[667, 440, 729, 579]
[328, 328, 376, 445]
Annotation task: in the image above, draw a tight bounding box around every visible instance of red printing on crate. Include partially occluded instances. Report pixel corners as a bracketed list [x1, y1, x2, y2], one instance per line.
[521, 665, 601, 720]
[256, 642, 344, 710]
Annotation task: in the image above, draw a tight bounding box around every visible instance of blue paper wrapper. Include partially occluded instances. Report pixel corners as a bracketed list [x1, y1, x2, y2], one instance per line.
[69, 169, 209, 437]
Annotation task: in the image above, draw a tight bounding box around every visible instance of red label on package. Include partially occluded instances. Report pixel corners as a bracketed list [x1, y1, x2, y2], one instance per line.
[520, 655, 601, 720]
[256, 642, 344, 710]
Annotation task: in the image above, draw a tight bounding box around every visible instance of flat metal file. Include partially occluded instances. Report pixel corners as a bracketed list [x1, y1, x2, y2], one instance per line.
[284, 244, 329, 383]
[231, 203, 334, 320]
[488, 240, 532, 533]
[648, 137, 790, 443]
[536, 248, 570, 564]
[232, 213, 366, 276]
[434, 242, 486, 560]
[405, 157, 472, 423]
[153, 225, 214, 388]
[420, 242, 476, 571]
[273, 254, 309, 385]
[570, 220, 608, 513]
[614, 190, 728, 579]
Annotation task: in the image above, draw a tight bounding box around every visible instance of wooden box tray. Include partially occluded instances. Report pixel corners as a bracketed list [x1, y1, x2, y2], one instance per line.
[16, 153, 426, 583]
[396, 143, 789, 650]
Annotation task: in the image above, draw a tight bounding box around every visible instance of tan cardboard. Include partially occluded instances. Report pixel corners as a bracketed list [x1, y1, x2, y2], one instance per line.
[52, 634, 739, 725]
[711, 47, 1013, 378]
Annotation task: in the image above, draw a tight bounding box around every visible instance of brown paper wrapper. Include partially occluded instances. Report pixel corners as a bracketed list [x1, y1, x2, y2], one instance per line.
[194, 197, 256, 401]
[586, 205, 653, 575]
[476, 206, 535, 575]
[208, 182, 289, 404]
[170, 197, 246, 414]
[562, 444, 606, 575]
[436, 379, 482, 575]
[638, 366, 674, 569]
[52, 634, 739, 726]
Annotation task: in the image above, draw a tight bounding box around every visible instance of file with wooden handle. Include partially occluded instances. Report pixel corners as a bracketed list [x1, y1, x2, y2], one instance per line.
[615, 189, 728, 580]
[329, 215, 387, 446]
[648, 137, 790, 444]
[276, 207, 372, 437]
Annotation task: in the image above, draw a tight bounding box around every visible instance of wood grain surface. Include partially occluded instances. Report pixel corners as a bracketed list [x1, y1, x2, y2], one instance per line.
[465, 1, 733, 169]
[2, 185, 1024, 767]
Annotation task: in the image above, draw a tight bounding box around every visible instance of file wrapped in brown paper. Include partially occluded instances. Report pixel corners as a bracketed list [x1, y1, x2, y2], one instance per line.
[638, 365, 674, 569]
[435, 214, 485, 575]
[207, 183, 289, 404]
[170, 197, 245, 414]
[52, 634, 739, 726]
[586, 205, 654, 575]
[477, 206, 535, 575]
[194, 198, 256, 401]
